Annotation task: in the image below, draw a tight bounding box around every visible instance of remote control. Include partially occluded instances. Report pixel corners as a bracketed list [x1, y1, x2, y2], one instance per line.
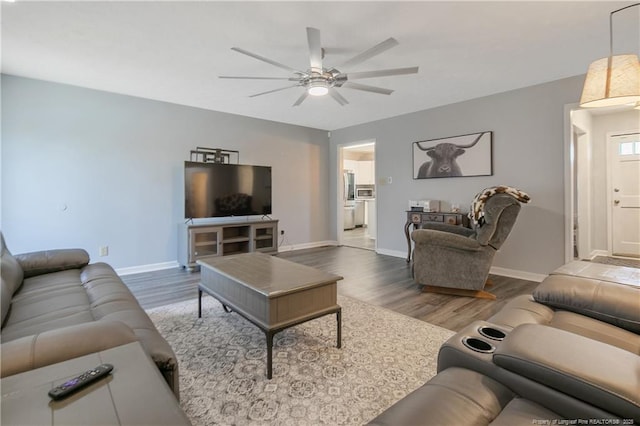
[48, 363, 114, 400]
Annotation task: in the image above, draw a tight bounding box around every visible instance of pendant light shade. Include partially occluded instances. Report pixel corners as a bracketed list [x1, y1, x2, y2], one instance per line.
[579, 3, 640, 108]
[580, 54, 640, 108]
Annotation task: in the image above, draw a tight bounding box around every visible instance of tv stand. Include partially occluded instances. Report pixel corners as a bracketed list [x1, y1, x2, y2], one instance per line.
[178, 219, 278, 270]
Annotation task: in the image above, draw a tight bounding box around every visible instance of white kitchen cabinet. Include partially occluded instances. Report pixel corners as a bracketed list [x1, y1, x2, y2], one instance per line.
[343, 160, 358, 173]
[356, 161, 375, 185]
[365, 200, 376, 239]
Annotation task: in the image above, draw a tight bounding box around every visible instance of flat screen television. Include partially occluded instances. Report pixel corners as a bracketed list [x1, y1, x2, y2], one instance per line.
[184, 161, 272, 218]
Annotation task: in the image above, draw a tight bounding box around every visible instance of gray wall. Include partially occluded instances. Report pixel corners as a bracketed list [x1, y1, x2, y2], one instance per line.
[330, 75, 586, 276]
[1, 75, 331, 269]
[4, 73, 627, 276]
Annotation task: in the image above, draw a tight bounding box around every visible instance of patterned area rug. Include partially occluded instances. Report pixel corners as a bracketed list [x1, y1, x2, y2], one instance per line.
[147, 295, 454, 425]
[591, 256, 640, 269]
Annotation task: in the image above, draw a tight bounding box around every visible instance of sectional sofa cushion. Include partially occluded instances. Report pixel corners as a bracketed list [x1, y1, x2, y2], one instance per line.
[1, 236, 25, 324]
[494, 324, 640, 421]
[488, 294, 640, 354]
[16, 248, 90, 278]
[533, 274, 640, 334]
[368, 367, 559, 425]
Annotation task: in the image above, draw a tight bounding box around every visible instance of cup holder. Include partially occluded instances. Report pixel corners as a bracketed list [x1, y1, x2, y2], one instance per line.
[478, 326, 507, 341]
[462, 337, 495, 354]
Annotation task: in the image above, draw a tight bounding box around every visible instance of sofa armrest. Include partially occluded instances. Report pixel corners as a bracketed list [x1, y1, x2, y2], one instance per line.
[418, 222, 476, 237]
[16, 249, 90, 278]
[412, 229, 481, 251]
[533, 275, 640, 334]
[1, 321, 137, 378]
[494, 324, 640, 421]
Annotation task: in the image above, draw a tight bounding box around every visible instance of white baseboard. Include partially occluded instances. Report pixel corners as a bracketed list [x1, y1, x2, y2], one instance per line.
[115, 242, 340, 276]
[116, 261, 180, 276]
[354, 245, 546, 282]
[375, 248, 407, 259]
[588, 249, 609, 260]
[278, 240, 338, 252]
[114, 247, 547, 283]
[489, 266, 547, 283]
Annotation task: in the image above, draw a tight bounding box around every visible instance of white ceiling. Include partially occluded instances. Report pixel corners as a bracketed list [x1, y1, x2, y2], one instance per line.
[2, 1, 639, 131]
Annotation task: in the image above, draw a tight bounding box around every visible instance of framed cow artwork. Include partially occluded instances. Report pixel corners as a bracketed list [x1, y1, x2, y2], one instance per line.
[412, 131, 493, 179]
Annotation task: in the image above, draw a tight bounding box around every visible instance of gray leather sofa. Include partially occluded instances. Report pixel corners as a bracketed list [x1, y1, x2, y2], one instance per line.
[488, 261, 640, 354]
[369, 366, 563, 425]
[0, 233, 180, 399]
[369, 261, 640, 424]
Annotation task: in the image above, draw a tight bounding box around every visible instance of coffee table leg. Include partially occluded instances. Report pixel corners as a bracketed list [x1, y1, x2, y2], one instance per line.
[198, 289, 202, 318]
[266, 331, 274, 379]
[336, 308, 342, 349]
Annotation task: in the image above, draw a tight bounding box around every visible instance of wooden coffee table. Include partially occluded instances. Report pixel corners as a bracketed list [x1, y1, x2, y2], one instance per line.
[197, 252, 343, 379]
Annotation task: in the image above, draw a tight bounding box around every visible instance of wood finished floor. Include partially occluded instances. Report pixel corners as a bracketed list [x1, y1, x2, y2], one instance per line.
[343, 227, 376, 251]
[122, 246, 539, 332]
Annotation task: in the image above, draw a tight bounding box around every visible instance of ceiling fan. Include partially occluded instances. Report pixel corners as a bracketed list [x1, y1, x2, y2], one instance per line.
[219, 27, 419, 106]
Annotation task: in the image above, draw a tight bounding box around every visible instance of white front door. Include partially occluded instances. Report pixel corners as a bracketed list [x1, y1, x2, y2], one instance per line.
[610, 133, 640, 257]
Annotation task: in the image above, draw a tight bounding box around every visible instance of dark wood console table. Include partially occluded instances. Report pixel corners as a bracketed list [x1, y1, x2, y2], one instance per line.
[404, 210, 470, 262]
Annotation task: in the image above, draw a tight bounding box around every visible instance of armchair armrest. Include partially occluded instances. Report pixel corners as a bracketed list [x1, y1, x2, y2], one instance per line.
[412, 229, 482, 252]
[418, 222, 475, 237]
[16, 249, 90, 278]
[494, 324, 640, 421]
[533, 275, 640, 334]
[1, 321, 137, 378]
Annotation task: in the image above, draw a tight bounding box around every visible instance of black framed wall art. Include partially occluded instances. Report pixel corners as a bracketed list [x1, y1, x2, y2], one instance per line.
[413, 131, 493, 179]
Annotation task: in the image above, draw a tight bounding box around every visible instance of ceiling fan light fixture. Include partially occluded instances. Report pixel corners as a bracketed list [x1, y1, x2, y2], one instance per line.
[223, 27, 418, 106]
[308, 80, 329, 96]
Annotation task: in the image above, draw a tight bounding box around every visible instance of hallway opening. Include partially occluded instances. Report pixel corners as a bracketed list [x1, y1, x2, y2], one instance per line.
[341, 142, 376, 251]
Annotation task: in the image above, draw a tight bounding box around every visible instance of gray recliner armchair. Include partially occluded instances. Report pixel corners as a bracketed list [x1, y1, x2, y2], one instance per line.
[411, 192, 524, 299]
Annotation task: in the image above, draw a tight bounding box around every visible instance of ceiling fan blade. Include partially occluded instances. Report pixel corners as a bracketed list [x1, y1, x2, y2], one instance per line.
[322, 47, 356, 55]
[293, 92, 309, 107]
[249, 85, 299, 98]
[231, 47, 301, 74]
[219, 76, 296, 80]
[307, 27, 323, 72]
[341, 82, 394, 95]
[343, 66, 419, 80]
[338, 37, 399, 69]
[329, 89, 349, 106]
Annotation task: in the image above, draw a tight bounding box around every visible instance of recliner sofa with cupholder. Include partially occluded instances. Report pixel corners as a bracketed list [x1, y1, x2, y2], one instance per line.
[369, 261, 640, 425]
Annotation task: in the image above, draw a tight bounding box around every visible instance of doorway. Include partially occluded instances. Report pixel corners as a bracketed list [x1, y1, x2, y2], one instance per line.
[572, 125, 590, 260]
[566, 106, 640, 262]
[609, 132, 640, 257]
[340, 142, 376, 251]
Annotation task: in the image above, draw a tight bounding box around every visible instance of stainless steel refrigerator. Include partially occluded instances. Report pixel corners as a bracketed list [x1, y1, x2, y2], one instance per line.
[343, 170, 355, 230]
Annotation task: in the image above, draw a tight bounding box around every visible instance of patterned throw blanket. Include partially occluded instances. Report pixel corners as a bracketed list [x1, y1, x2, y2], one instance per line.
[469, 185, 531, 226]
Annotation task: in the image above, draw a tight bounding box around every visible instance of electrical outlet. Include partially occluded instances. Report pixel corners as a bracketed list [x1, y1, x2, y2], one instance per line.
[99, 246, 109, 257]
[280, 230, 285, 235]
